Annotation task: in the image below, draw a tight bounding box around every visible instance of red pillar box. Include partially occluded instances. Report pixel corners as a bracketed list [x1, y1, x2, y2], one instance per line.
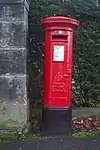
[41, 16, 80, 135]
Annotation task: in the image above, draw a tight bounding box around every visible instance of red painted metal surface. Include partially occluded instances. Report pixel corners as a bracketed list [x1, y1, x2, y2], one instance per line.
[41, 16, 80, 107]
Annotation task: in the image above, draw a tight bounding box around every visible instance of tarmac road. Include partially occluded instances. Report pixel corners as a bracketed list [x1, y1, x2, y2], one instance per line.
[0, 136, 100, 150]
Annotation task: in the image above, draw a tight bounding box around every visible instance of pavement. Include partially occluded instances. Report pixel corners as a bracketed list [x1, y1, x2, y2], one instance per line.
[73, 107, 100, 117]
[0, 136, 100, 150]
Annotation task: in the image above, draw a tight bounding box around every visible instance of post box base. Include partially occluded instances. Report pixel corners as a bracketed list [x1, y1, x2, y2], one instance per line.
[41, 106, 72, 135]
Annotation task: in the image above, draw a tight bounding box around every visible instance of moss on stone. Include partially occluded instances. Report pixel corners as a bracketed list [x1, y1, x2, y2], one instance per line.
[0, 132, 17, 143]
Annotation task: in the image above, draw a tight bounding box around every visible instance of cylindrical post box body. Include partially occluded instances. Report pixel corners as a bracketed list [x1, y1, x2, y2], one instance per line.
[41, 16, 80, 135]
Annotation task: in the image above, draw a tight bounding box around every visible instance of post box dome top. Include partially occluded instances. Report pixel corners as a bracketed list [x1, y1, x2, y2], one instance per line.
[41, 16, 80, 27]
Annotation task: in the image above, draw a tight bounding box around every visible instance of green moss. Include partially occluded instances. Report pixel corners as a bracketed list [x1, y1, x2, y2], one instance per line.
[0, 119, 25, 129]
[0, 131, 28, 143]
[0, 132, 17, 143]
[71, 131, 100, 138]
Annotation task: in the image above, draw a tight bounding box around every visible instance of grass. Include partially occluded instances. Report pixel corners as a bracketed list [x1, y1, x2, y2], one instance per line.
[71, 131, 100, 138]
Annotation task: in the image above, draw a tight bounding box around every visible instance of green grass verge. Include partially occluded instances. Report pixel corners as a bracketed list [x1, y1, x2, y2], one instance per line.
[71, 131, 100, 138]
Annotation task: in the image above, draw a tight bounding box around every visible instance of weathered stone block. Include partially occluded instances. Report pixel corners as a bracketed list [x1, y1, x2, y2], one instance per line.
[0, 22, 27, 48]
[0, 5, 24, 22]
[0, 0, 29, 5]
[0, 50, 27, 74]
[0, 76, 27, 129]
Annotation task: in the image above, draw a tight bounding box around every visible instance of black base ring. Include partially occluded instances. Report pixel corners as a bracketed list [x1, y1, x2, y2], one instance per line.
[41, 106, 72, 135]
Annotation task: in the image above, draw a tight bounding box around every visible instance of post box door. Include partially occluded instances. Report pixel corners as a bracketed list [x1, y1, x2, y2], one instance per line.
[50, 32, 72, 107]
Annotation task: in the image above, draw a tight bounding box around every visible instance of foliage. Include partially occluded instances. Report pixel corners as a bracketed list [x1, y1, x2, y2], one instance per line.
[28, 0, 100, 107]
[71, 131, 100, 138]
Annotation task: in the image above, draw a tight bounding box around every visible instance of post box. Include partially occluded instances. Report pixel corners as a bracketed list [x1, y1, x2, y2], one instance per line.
[41, 16, 80, 135]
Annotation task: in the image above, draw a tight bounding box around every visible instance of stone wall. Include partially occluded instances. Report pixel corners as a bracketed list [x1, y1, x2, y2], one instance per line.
[0, 0, 29, 130]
